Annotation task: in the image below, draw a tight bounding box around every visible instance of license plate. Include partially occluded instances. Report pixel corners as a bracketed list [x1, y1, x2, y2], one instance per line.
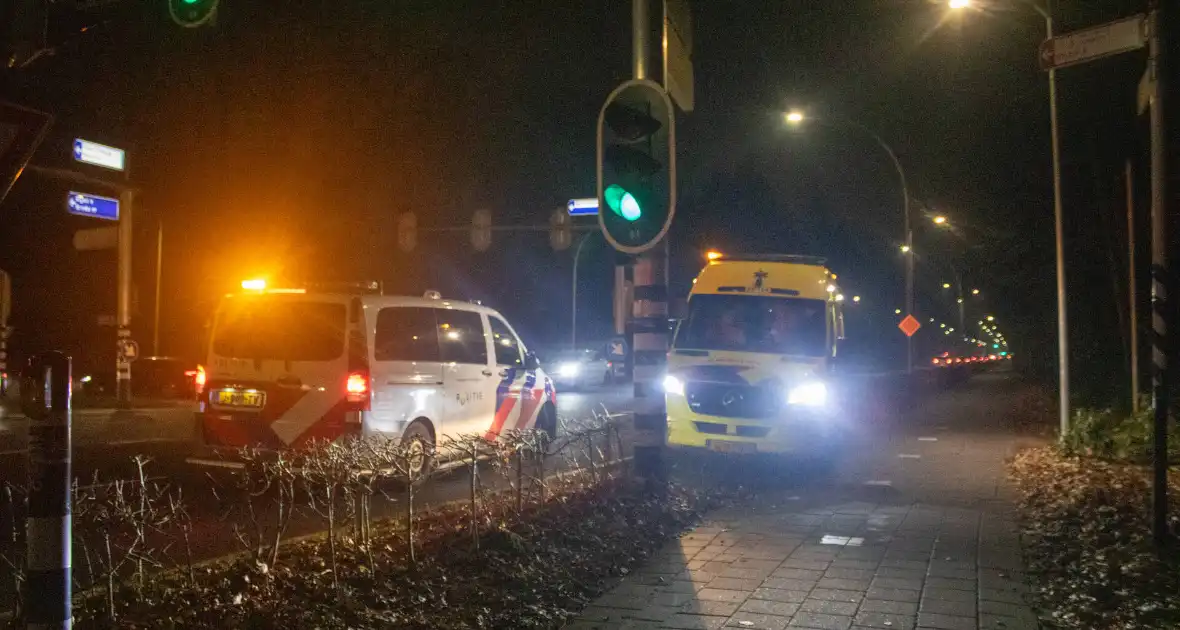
[707, 440, 756, 454]
[216, 390, 266, 408]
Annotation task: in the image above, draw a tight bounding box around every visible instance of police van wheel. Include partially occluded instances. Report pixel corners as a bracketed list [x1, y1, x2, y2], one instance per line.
[537, 404, 558, 440]
[402, 420, 436, 478]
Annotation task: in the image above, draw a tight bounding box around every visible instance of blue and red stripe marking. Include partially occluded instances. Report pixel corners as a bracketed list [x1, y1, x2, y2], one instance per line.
[485, 368, 548, 441]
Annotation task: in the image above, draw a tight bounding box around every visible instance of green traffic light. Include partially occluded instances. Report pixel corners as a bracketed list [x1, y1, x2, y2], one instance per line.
[183, 0, 198, 3]
[605, 184, 641, 222]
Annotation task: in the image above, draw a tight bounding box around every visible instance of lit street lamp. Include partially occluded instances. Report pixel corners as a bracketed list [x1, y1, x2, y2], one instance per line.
[933, 215, 948, 226]
[785, 109, 914, 372]
[949, 0, 1070, 441]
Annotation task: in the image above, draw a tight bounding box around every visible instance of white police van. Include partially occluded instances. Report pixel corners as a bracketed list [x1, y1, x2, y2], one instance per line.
[188, 283, 557, 472]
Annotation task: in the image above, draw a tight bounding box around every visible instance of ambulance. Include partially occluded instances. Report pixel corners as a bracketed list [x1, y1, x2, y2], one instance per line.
[663, 254, 845, 455]
[188, 282, 557, 473]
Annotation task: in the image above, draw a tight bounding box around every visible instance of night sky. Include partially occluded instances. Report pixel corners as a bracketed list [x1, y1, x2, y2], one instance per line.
[0, 0, 1165, 404]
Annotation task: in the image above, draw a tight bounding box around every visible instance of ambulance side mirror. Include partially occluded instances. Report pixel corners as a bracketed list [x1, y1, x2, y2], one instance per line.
[524, 351, 540, 371]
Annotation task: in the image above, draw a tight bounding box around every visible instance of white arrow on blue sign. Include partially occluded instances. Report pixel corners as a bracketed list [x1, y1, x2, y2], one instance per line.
[67, 191, 120, 221]
[567, 198, 599, 216]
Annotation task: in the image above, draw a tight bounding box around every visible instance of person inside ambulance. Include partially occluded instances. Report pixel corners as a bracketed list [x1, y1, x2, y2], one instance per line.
[762, 301, 825, 357]
[706, 305, 747, 350]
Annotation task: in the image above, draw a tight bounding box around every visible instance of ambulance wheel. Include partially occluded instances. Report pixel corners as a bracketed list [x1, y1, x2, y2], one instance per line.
[537, 404, 558, 440]
[402, 419, 436, 478]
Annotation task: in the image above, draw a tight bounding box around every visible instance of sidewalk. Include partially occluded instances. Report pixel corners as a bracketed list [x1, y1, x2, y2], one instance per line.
[567, 374, 1047, 630]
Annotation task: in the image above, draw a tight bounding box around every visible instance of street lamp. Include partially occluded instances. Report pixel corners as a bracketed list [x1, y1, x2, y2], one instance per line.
[971, 288, 980, 295]
[949, 0, 1069, 440]
[942, 282, 952, 289]
[785, 111, 913, 372]
[933, 215, 948, 225]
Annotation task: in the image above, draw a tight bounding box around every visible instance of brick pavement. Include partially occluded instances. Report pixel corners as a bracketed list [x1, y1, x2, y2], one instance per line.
[566, 374, 1046, 630]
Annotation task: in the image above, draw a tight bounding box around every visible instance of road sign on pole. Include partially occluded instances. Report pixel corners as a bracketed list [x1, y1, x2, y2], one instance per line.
[898, 314, 921, 338]
[567, 198, 599, 216]
[66, 191, 119, 221]
[1039, 14, 1146, 71]
[72, 138, 126, 171]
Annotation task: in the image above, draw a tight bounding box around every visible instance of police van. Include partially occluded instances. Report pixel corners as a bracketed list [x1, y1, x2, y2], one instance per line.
[188, 282, 557, 472]
[663, 254, 845, 456]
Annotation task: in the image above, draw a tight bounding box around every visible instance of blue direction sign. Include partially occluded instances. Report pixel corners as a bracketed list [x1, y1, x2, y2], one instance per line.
[67, 191, 120, 221]
[567, 197, 599, 216]
[73, 138, 126, 171]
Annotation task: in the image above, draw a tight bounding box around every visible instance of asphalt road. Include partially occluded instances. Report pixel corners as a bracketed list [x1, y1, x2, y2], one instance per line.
[0, 382, 637, 478]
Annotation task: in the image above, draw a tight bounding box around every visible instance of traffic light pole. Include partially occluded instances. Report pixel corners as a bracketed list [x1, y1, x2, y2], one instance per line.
[627, 0, 670, 483]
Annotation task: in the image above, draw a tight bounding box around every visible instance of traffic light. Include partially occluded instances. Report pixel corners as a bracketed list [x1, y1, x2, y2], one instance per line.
[169, 0, 219, 28]
[597, 79, 676, 254]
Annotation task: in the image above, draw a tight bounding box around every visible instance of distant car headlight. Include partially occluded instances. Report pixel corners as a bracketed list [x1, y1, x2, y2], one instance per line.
[663, 374, 684, 396]
[557, 362, 581, 378]
[787, 381, 827, 407]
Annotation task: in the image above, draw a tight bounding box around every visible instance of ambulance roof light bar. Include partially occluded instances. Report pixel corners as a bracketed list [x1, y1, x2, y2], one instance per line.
[424, 290, 442, 300]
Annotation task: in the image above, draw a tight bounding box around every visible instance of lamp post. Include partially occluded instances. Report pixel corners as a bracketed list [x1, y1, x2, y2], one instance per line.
[785, 111, 913, 373]
[949, 0, 1070, 440]
[571, 231, 595, 349]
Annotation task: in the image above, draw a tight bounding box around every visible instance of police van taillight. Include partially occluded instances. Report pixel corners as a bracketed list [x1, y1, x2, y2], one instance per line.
[345, 298, 370, 411]
[346, 371, 369, 405]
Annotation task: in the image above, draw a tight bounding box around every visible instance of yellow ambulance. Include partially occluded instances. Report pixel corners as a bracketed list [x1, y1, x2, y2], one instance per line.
[663, 254, 845, 455]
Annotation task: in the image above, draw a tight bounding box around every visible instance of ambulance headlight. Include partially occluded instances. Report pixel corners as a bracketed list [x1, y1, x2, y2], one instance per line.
[557, 362, 581, 378]
[663, 374, 684, 396]
[787, 381, 828, 407]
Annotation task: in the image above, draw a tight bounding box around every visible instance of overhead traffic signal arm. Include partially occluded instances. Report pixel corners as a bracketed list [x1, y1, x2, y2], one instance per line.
[597, 79, 676, 255]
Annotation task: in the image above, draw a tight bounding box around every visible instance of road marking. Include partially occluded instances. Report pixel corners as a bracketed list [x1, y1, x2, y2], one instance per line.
[897, 454, 921, 459]
[864, 480, 892, 486]
[918, 437, 938, 442]
[820, 534, 865, 547]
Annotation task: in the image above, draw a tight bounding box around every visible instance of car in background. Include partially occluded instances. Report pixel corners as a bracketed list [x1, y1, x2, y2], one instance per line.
[74, 356, 203, 401]
[134, 356, 203, 399]
[545, 348, 613, 391]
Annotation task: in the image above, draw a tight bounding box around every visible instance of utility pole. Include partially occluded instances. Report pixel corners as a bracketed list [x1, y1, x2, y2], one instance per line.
[1146, 2, 1170, 547]
[1127, 160, 1139, 414]
[116, 188, 133, 404]
[153, 221, 163, 357]
[1046, 9, 1071, 442]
